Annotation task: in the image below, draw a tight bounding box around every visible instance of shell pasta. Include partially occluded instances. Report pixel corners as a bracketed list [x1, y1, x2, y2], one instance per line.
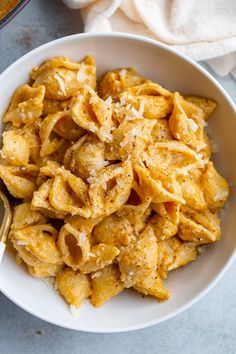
[0, 55, 229, 311]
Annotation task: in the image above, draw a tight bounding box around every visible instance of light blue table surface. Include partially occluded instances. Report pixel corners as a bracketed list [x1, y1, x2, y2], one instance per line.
[0, 1, 235, 353]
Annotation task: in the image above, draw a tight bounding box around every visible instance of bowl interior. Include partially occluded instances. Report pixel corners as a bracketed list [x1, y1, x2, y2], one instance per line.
[0, 34, 235, 332]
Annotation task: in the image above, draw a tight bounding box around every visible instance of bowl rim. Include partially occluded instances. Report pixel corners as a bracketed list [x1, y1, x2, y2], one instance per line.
[0, 32, 236, 333]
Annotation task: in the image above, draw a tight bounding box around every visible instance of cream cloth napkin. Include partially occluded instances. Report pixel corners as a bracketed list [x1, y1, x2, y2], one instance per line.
[63, 0, 236, 78]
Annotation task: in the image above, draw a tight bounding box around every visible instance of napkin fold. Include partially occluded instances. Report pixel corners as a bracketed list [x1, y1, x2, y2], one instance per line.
[63, 0, 236, 78]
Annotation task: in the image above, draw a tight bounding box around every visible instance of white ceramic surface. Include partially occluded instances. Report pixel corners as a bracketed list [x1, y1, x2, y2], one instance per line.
[0, 242, 5, 264]
[0, 33, 235, 333]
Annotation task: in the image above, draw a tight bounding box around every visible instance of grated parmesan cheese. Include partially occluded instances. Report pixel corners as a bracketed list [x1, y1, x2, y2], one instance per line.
[70, 305, 80, 318]
[89, 95, 98, 105]
[90, 159, 109, 170]
[196, 153, 203, 160]
[77, 95, 84, 102]
[213, 191, 229, 202]
[188, 118, 198, 132]
[89, 252, 96, 258]
[114, 167, 123, 174]
[196, 153, 208, 165]
[71, 210, 78, 216]
[89, 169, 97, 177]
[199, 159, 208, 166]
[20, 111, 27, 119]
[209, 138, 218, 153]
[119, 69, 127, 80]
[76, 62, 87, 82]
[175, 168, 189, 176]
[77, 232, 87, 246]
[130, 235, 137, 241]
[104, 96, 113, 106]
[54, 73, 66, 95]
[108, 222, 114, 229]
[89, 123, 97, 133]
[16, 240, 28, 246]
[195, 142, 207, 153]
[86, 85, 96, 95]
[116, 178, 125, 188]
[43, 277, 57, 290]
[120, 94, 127, 106]
[101, 182, 107, 190]
[99, 126, 113, 142]
[120, 125, 141, 147]
[91, 271, 102, 279]
[103, 160, 110, 167]
[138, 100, 145, 117]
[120, 138, 129, 147]
[0, 150, 6, 159]
[131, 106, 142, 118]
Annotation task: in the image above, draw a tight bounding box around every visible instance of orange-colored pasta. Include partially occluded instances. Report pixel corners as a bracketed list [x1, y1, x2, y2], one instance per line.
[0, 55, 229, 311]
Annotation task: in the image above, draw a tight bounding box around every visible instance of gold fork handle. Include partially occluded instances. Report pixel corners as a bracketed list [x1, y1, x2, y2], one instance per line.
[0, 189, 12, 244]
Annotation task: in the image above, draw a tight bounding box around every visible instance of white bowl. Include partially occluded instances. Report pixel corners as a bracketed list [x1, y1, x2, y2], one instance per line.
[0, 33, 235, 333]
